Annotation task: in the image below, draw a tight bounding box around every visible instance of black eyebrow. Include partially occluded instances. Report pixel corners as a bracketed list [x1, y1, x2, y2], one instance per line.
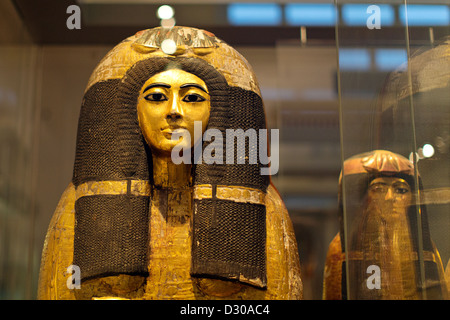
[143, 83, 171, 93]
[370, 181, 388, 186]
[180, 83, 208, 93]
[393, 182, 410, 188]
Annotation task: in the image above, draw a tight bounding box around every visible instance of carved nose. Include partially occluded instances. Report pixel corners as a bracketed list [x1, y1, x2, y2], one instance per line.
[167, 98, 184, 120]
[385, 188, 394, 201]
[167, 112, 182, 121]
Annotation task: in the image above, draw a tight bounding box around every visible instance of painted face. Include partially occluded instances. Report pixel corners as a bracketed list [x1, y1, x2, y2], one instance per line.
[136, 69, 211, 156]
[367, 177, 412, 218]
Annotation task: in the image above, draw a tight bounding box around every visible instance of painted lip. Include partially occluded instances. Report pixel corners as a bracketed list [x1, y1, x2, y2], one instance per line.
[161, 126, 187, 139]
[161, 126, 187, 132]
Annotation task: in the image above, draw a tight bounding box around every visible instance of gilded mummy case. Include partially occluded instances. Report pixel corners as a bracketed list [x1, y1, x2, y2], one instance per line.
[37, 26, 302, 300]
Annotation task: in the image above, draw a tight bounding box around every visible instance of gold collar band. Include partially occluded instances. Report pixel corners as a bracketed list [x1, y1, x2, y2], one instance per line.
[194, 184, 265, 206]
[75, 180, 265, 206]
[75, 180, 151, 200]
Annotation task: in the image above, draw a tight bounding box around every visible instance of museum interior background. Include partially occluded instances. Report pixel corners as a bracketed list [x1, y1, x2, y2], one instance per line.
[0, 0, 449, 299]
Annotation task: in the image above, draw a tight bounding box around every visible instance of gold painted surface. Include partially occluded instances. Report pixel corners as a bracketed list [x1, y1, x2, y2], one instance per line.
[75, 180, 150, 200]
[323, 177, 449, 299]
[193, 185, 213, 199]
[322, 233, 344, 300]
[38, 182, 302, 300]
[136, 69, 211, 156]
[142, 182, 302, 300]
[37, 183, 77, 300]
[194, 184, 266, 205]
[39, 106, 301, 299]
[350, 177, 419, 299]
[342, 150, 414, 176]
[38, 26, 301, 300]
[84, 27, 261, 97]
[74, 274, 146, 300]
[132, 27, 220, 50]
[323, 233, 448, 300]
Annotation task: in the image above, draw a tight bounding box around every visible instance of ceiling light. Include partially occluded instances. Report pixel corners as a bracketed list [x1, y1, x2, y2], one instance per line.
[157, 5, 174, 20]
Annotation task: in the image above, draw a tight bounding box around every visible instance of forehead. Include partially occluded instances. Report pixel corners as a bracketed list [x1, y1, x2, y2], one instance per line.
[370, 177, 410, 187]
[144, 69, 206, 87]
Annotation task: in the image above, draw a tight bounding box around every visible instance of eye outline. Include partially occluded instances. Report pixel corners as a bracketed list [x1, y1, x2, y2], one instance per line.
[394, 186, 410, 195]
[369, 183, 388, 193]
[144, 92, 168, 102]
[181, 93, 207, 103]
[395, 188, 408, 194]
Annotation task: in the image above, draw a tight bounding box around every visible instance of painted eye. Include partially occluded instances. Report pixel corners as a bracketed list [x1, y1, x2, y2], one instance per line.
[370, 184, 387, 193]
[144, 93, 168, 102]
[395, 187, 409, 194]
[182, 94, 206, 103]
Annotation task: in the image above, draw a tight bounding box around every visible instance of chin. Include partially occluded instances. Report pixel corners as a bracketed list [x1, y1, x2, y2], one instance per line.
[152, 141, 186, 156]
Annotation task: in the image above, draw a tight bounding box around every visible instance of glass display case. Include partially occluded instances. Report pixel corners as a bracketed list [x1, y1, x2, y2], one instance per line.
[323, 0, 450, 299]
[0, 1, 40, 299]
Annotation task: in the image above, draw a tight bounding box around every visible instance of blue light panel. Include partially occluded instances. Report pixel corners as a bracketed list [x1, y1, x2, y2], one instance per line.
[227, 3, 282, 26]
[285, 4, 336, 26]
[341, 4, 395, 26]
[375, 49, 407, 71]
[339, 48, 371, 71]
[399, 5, 450, 26]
